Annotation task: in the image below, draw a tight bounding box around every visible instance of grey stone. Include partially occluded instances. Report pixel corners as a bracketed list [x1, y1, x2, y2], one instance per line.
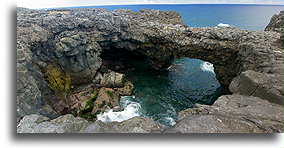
[229, 70, 283, 104]
[174, 94, 283, 133]
[82, 117, 165, 133]
[167, 114, 263, 133]
[265, 11, 283, 33]
[100, 71, 126, 87]
[17, 115, 165, 133]
[17, 114, 90, 133]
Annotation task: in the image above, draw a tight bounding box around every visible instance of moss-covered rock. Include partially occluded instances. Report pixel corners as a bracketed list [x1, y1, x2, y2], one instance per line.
[44, 64, 72, 99]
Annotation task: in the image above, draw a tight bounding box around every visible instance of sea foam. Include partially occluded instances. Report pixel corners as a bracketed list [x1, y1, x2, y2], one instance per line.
[200, 62, 215, 74]
[97, 96, 141, 123]
[217, 23, 230, 28]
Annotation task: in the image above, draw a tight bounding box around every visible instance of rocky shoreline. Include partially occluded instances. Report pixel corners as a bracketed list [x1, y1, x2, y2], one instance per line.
[17, 9, 283, 133]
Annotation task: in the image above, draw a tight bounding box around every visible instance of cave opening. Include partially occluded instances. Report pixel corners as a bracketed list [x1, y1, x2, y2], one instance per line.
[99, 46, 222, 127]
[100, 46, 151, 74]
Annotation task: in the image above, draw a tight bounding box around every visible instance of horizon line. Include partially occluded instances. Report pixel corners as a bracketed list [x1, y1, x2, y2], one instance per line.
[18, 3, 284, 9]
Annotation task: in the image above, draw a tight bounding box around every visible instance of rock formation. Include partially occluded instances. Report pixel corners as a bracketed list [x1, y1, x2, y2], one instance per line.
[17, 9, 283, 133]
[17, 114, 165, 133]
[265, 11, 283, 33]
[167, 94, 283, 133]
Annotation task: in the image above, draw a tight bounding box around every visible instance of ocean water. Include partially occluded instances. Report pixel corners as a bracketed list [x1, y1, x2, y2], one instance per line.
[97, 58, 221, 127]
[63, 4, 284, 30]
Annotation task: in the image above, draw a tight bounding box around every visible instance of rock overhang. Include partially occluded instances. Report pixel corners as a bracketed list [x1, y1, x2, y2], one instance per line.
[17, 8, 283, 132]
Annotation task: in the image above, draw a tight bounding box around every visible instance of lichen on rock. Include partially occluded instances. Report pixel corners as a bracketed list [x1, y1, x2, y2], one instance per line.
[44, 64, 72, 99]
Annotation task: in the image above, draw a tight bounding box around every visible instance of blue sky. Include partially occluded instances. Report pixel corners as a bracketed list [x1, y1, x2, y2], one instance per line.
[18, 0, 284, 9]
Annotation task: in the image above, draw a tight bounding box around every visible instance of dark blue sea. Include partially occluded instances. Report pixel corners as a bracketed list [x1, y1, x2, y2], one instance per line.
[62, 4, 283, 30]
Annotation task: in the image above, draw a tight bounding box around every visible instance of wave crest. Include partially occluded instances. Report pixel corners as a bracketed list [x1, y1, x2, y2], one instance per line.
[97, 96, 141, 123]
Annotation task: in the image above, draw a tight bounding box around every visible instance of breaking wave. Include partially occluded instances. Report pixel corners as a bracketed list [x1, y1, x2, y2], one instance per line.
[200, 62, 215, 74]
[97, 96, 141, 123]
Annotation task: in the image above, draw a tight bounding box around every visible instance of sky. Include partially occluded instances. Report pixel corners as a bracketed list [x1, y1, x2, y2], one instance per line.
[17, 0, 284, 9]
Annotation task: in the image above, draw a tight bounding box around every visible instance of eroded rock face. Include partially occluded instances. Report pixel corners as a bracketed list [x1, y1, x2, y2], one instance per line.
[265, 11, 283, 33]
[172, 94, 283, 133]
[17, 114, 90, 133]
[17, 114, 165, 133]
[83, 117, 165, 133]
[265, 11, 283, 47]
[229, 70, 283, 104]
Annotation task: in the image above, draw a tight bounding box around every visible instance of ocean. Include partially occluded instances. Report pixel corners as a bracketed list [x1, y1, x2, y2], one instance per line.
[62, 4, 284, 31]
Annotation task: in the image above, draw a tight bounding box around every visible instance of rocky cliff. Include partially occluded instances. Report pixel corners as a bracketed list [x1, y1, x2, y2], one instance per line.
[265, 11, 283, 33]
[17, 9, 283, 133]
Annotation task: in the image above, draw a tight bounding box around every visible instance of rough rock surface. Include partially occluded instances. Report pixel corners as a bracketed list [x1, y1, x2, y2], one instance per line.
[17, 114, 90, 133]
[100, 70, 126, 87]
[18, 93, 283, 133]
[265, 11, 283, 33]
[90, 87, 120, 115]
[83, 117, 165, 133]
[17, 9, 283, 133]
[17, 114, 165, 133]
[265, 11, 283, 47]
[169, 94, 283, 133]
[229, 70, 283, 104]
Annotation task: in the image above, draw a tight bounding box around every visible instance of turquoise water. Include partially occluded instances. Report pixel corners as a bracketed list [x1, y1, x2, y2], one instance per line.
[120, 58, 221, 126]
[62, 4, 284, 30]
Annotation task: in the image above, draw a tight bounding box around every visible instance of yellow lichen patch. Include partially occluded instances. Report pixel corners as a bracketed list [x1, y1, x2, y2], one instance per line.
[140, 43, 153, 48]
[45, 64, 72, 99]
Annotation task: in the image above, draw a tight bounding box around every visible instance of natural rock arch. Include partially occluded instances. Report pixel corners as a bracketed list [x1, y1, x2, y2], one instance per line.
[17, 8, 283, 121]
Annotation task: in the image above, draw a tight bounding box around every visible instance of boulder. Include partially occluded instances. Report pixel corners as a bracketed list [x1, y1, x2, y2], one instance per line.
[83, 117, 165, 133]
[166, 114, 263, 133]
[92, 72, 103, 84]
[229, 70, 283, 104]
[17, 114, 165, 133]
[100, 71, 126, 87]
[172, 94, 283, 133]
[17, 114, 90, 133]
[113, 81, 134, 96]
[91, 87, 120, 115]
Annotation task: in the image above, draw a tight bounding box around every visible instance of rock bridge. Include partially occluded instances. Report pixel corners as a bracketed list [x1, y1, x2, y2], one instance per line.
[17, 9, 283, 132]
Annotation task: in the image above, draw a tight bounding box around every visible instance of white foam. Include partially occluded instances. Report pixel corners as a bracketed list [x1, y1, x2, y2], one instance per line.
[217, 23, 230, 28]
[200, 62, 215, 74]
[96, 96, 141, 123]
[165, 117, 176, 126]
